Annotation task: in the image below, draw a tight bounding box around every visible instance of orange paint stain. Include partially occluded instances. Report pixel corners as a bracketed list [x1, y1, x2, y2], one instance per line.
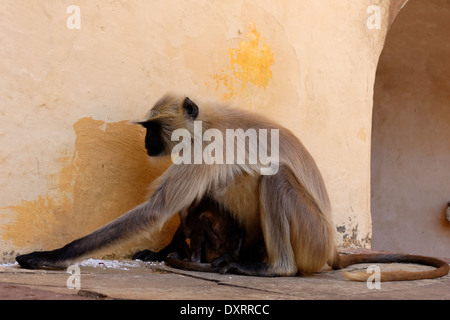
[212, 24, 274, 102]
[2, 118, 175, 256]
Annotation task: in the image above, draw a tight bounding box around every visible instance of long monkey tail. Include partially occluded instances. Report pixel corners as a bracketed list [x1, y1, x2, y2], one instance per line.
[332, 251, 450, 282]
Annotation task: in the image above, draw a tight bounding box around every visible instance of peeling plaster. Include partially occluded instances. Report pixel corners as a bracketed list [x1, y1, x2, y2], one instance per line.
[338, 223, 371, 248]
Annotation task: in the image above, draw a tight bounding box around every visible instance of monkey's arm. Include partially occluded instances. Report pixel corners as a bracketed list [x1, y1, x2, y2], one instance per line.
[164, 253, 265, 275]
[16, 164, 213, 269]
[132, 224, 187, 262]
[164, 253, 222, 273]
[16, 201, 165, 269]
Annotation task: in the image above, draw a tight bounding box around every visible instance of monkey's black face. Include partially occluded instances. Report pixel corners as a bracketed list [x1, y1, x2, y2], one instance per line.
[136, 96, 199, 157]
[140, 120, 165, 156]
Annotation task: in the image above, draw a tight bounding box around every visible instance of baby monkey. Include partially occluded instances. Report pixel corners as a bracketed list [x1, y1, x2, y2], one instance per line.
[133, 198, 266, 273]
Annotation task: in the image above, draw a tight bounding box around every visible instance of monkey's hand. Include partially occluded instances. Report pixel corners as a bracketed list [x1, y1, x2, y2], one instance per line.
[211, 254, 235, 274]
[132, 250, 162, 262]
[211, 256, 273, 276]
[16, 249, 67, 270]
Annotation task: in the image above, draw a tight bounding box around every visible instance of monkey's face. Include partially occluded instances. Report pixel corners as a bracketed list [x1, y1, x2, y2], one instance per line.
[135, 95, 199, 157]
[140, 120, 164, 156]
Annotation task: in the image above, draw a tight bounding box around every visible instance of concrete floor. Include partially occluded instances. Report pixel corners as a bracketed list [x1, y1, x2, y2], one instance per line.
[0, 251, 449, 300]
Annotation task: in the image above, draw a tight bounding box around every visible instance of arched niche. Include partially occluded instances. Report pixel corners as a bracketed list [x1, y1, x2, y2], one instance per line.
[371, 0, 450, 256]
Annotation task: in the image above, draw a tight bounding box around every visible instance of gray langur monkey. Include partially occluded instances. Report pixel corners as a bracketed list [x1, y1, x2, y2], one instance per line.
[16, 94, 449, 281]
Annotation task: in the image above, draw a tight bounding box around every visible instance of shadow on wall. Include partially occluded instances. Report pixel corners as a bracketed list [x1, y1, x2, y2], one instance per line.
[2, 118, 176, 258]
[371, 0, 450, 257]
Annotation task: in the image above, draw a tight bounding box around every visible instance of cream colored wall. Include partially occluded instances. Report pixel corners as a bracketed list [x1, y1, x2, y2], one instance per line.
[371, 0, 450, 257]
[0, 0, 394, 262]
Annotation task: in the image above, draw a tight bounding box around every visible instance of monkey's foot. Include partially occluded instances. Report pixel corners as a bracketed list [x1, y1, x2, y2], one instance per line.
[212, 257, 273, 277]
[16, 250, 68, 270]
[210, 254, 234, 273]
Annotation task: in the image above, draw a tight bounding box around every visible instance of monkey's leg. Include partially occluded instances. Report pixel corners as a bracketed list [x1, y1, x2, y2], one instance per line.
[133, 225, 187, 262]
[262, 166, 333, 276]
[260, 166, 333, 276]
[243, 166, 300, 276]
[165, 253, 267, 275]
[187, 218, 208, 263]
[164, 252, 223, 273]
[188, 215, 224, 263]
[211, 255, 273, 276]
[16, 164, 212, 269]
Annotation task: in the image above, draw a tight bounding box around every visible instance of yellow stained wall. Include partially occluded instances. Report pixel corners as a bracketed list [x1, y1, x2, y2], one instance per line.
[0, 0, 396, 262]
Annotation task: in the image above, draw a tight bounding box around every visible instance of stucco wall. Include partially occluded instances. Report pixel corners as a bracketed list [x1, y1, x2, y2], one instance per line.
[371, 0, 450, 257]
[0, 0, 395, 262]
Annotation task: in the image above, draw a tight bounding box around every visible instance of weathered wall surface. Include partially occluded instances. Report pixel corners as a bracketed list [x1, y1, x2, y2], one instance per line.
[371, 0, 450, 257]
[1, 0, 393, 262]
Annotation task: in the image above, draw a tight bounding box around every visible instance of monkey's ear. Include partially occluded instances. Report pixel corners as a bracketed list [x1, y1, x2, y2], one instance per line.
[182, 97, 199, 120]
